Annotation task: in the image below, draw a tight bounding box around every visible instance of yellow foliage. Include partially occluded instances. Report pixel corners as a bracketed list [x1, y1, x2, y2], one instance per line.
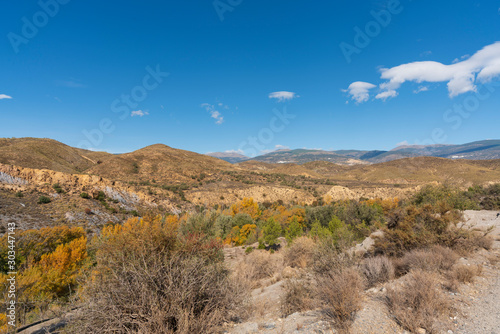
[0, 313, 7, 334]
[364, 198, 399, 214]
[230, 197, 261, 219]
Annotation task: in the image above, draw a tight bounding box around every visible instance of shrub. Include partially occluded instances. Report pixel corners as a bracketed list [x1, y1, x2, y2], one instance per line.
[74, 216, 241, 333]
[448, 264, 482, 284]
[280, 278, 315, 317]
[37, 195, 51, 204]
[15, 191, 23, 198]
[285, 216, 303, 243]
[53, 183, 64, 194]
[84, 208, 92, 215]
[386, 270, 451, 333]
[362, 256, 395, 287]
[232, 213, 254, 228]
[373, 203, 463, 256]
[311, 239, 357, 276]
[401, 245, 458, 274]
[214, 214, 233, 238]
[316, 268, 364, 333]
[80, 192, 90, 199]
[283, 236, 315, 269]
[245, 246, 254, 254]
[263, 217, 281, 246]
[232, 250, 284, 288]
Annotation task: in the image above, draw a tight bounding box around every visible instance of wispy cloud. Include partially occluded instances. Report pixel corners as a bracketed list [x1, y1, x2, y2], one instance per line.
[0, 94, 12, 100]
[413, 86, 429, 94]
[201, 103, 224, 124]
[131, 110, 149, 117]
[56, 79, 86, 88]
[268, 91, 299, 102]
[346, 41, 500, 103]
[343, 81, 376, 103]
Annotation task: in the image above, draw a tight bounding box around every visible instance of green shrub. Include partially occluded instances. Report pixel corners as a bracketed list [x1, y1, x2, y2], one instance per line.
[263, 218, 281, 246]
[285, 217, 303, 243]
[53, 183, 65, 194]
[38, 196, 51, 204]
[15, 191, 23, 198]
[80, 192, 90, 199]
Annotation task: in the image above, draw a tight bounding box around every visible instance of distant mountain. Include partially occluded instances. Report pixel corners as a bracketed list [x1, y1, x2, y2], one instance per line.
[247, 149, 368, 165]
[244, 140, 500, 164]
[206, 152, 248, 163]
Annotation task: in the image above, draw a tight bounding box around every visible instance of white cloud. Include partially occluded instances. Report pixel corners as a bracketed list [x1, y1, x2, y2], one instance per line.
[0, 94, 12, 100]
[201, 103, 224, 124]
[131, 110, 149, 117]
[413, 86, 429, 94]
[347, 42, 500, 103]
[343, 81, 376, 103]
[268, 91, 299, 102]
[420, 50, 432, 57]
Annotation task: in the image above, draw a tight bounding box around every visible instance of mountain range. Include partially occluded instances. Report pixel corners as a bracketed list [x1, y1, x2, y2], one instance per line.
[207, 140, 500, 164]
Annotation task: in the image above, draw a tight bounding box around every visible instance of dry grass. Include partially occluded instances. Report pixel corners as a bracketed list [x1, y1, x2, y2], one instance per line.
[283, 236, 316, 269]
[280, 278, 315, 317]
[401, 245, 458, 274]
[362, 255, 395, 287]
[316, 268, 364, 333]
[386, 270, 452, 334]
[232, 250, 284, 288]
[448, 264, 482, 284]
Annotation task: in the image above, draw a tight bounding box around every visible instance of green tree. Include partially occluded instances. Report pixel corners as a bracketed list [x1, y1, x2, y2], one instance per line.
[263, 217, 281, 246]
[285, 217, 303, 244]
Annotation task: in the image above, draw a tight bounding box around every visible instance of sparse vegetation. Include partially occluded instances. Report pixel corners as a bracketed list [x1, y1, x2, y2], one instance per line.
[386, 270, 452, 334]
[37, 195, 51, 204]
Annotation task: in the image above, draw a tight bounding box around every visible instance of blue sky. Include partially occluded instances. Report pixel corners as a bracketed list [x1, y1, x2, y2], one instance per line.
[1, 0, 499, 156]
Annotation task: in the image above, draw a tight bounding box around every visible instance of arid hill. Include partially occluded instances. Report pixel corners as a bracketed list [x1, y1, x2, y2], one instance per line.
[0, 137, 112, 173]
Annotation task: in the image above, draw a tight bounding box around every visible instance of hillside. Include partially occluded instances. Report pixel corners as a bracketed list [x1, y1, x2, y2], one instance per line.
[334, 156, 500, 186]
[87, 144, 235, 184]
[0, 137, 112, 173]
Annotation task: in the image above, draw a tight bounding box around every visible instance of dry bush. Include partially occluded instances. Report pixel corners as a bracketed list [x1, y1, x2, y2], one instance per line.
[402, 245, 458, 274]
[373, 203, 464, 257]
[311, 239, 358, 276]
[316, 268, 364, 333]
[386, 270, 451, 333]
[448, 264, 482, 284]
[72, 217, 243, 334]
[453, 232, 494, 254]
[362, 256, 395, 287]
[283, 236, 316, 269]
[280, 278, 315, 317]
[232, 250, 284, 288]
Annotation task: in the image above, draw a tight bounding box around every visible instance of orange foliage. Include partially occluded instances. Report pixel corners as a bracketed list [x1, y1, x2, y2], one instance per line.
[261, 205, 305, 228]
[230, 197, 261, 219]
